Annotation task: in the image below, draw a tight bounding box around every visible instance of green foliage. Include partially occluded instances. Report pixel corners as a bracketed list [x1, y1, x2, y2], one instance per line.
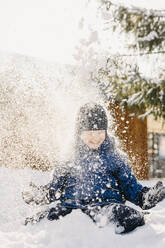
[94, 1, 165, 119]
[113, 6, 165, 52]
[101, 1, 165, 52]
[92, 57, 165, 119]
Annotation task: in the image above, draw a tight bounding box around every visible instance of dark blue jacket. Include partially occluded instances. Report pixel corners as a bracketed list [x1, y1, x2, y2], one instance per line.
[50, 136, 143, 209]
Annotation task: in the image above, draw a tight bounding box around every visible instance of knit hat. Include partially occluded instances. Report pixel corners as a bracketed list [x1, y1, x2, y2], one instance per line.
[76, 103, 108, 132]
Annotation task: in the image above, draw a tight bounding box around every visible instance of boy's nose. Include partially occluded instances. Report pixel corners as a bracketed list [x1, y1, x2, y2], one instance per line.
[91, 136, 100, 142]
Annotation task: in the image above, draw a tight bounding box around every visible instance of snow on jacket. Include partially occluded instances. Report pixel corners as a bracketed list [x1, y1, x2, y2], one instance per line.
[49, 136, 143, 209]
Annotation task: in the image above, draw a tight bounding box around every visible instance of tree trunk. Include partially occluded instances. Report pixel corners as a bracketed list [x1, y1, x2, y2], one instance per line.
[109, 103, 149, 180]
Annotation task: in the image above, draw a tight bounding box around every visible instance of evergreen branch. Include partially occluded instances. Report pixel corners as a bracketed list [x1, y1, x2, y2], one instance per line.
[102, 0, 165, 17]
[108, 51, 165, 57]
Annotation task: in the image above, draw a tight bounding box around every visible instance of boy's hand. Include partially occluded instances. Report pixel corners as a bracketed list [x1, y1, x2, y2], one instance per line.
[141, 181, 165, 210]
[22, 182, 50, 205]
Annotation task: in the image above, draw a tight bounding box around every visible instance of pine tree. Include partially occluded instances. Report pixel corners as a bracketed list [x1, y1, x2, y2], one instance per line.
[96, 1, 165, 120]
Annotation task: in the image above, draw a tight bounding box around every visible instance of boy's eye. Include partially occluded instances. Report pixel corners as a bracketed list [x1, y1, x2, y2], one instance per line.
[80, 133, 87, 139]
[80, 130, 105, 139]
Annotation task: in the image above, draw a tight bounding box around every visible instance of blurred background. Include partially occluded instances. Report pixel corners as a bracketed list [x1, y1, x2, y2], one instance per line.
[0, 0, 165, 179]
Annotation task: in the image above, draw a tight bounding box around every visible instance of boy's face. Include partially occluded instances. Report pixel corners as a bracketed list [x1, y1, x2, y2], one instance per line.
[80, 130, 106, 150]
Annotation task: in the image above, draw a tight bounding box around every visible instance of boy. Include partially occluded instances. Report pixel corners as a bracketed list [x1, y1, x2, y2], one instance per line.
[23, 103, 165, 234]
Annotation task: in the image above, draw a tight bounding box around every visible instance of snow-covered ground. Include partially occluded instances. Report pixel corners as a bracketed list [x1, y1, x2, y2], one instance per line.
[0, 167, 165, 248]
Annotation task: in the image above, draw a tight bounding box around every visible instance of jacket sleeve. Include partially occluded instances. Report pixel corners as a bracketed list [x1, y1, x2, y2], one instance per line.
[49, 162, 75, 202]
[113, 154, 143, 205]
[49, 171, 68, 202]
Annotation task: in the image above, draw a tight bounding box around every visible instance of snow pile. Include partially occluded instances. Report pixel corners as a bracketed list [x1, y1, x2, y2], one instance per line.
[0, 167, 165, 248]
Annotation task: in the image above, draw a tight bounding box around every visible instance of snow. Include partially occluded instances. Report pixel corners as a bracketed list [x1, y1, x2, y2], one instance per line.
[127, 92, 143, 105]
[138, 31, 159, 42]
[1, 167, 165, 248]
[138, 110, 153, 119]
[113, 0, 165, 10]
[0, 52, 107, 167]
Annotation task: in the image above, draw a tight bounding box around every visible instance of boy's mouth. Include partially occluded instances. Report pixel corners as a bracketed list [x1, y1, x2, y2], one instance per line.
[88, 141, 101, 149]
